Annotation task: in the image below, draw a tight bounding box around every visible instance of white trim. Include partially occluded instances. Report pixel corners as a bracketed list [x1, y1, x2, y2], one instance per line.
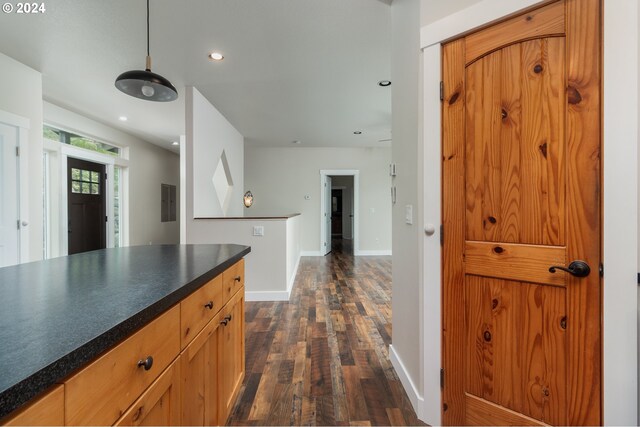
[301, 250, 323, 257]
[420, 0, 545, 49]
[0, 110, 30, 129]
[354, 250, 392, 256]
[602, 1, 638, 425]
[245, 290, 292, 302]
[419, 1, 639, 426]
[319, 169, 360, 255]
[389, 344, 424, 419]
[421, 43, 443, 427]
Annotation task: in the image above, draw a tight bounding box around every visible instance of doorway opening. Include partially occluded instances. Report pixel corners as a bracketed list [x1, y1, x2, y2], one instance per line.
[320, 170, 358, 256]
[67, 157, 106, 254]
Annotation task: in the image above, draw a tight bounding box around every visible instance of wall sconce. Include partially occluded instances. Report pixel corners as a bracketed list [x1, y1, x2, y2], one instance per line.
[243, 191, 254, 208]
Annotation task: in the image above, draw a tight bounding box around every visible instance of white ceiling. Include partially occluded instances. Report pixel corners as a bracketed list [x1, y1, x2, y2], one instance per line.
[0, 0, 392, 152]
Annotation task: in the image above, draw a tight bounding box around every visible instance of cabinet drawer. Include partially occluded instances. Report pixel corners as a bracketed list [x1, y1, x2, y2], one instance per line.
[1, 385, 64, 426]
[114, 358, 181, 426]
[180, 275, 223, 348]
[222, 259, 244, 304]
[65, 305, 180, 426]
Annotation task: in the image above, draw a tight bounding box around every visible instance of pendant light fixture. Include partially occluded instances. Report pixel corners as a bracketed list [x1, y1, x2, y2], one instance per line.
[115, 0, 178, 102]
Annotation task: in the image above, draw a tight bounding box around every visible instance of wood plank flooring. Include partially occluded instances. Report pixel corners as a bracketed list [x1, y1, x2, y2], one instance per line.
[227, 240, 425, 426]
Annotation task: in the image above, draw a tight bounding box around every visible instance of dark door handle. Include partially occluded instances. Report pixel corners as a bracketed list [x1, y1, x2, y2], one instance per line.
[234, 276, 241, 282]
[549, 260, 591, 278]
[137, 356, 154, 371]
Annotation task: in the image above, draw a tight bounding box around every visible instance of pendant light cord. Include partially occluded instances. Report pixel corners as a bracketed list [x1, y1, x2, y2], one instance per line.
[146, 0, 150, 57]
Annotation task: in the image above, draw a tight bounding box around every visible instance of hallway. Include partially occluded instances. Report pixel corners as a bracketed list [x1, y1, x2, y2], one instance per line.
[227, 246, 423, 426]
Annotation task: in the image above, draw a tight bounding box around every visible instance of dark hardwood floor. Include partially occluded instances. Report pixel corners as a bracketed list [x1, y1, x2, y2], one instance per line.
[227, 239, 425, 426]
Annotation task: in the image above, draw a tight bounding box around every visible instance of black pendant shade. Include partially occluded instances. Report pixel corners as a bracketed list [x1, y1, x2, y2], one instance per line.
[115, 69, 178, 102]
[115, 0, 177, 102]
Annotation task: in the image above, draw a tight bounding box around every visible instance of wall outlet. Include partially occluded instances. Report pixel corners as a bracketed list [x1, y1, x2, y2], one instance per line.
[405, 205, 413, 225]
[253, 226, 264, 236]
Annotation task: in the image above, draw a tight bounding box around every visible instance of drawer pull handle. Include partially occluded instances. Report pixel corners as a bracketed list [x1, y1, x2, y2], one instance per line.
[220, 314, 232, 326]
[137, 356, 154, 371]
[234, 276, 242, 282]
[204, 301, 214, 310]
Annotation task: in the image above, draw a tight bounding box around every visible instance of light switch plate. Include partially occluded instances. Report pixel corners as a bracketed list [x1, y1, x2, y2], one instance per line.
[253, 226, 264, 236]
[405, 205, 413, 225]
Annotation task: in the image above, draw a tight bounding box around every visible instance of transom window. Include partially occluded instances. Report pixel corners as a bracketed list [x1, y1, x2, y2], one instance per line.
[71, 168, 100, 194]
[44, 125, 121, 157]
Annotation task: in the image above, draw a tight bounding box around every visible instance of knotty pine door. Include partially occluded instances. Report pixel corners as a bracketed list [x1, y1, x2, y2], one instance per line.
[441, 0, 601, 425]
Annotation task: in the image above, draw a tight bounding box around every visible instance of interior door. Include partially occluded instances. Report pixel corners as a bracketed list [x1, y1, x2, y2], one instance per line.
[323, 175, 332, 255]
[0, 122, 20, 267]
[68, 157, 106, 255]
[441, 1, 601, 425]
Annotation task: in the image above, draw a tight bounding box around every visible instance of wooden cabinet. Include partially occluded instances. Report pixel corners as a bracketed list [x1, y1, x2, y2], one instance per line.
[180, 310, 222, 426]
[65, 305, 180, 426]
[2, 259, 246, 427]
[218, 290, 245, 424]
[114, 358, 181, 426]
[222, 259, 244, 303]
[1, 385, 64, 426]
[180, 275, 223, 349]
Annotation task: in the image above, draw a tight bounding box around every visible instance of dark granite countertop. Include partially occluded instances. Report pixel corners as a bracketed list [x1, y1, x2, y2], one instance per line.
[0, 244, 250, 419]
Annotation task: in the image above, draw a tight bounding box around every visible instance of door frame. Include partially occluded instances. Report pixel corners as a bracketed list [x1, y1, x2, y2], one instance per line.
[418, 0, 638, 425]
[319, 170, 360, 255]
[0, 109, 30, 264]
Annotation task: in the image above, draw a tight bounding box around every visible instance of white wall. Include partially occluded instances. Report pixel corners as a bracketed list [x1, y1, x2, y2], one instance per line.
[0, 52, 43, 262]
[188, 87, 244, 218]
[389, 0, 423, 414]
[44, 102, 180, 246]
[244, 147, 392, 254]
[420, 0, 482, 26]
[187, 217, 301, 300]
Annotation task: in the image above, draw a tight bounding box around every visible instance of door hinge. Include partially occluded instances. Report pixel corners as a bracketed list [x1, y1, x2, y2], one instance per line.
[440, 224, 444, 246]
[440, 81, 444, 102]
[440, 368, 445, 388]
[15, 146, 20, 157]
[105, 216, 108, 223]
[599, 263, 604, 278]
[105, 172, 108, 180]
[17, 220, 20, 230]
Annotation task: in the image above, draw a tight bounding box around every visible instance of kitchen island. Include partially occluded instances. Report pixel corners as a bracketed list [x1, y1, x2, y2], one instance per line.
[0, 244, 250, 425]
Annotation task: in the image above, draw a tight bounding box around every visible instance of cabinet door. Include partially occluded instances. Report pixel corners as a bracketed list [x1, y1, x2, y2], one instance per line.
[114, 359, 181, 426]
[218, 291, 245, 424]
[2, 385, 64, 426]
[181, 314, 221, 426]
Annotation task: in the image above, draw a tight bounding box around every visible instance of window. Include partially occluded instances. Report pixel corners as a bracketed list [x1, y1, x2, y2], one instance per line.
[71, 168, 100, 194]
[43, 125, 121, 157]
[114, 167, 122, 247]
[161, 184, 177, 222]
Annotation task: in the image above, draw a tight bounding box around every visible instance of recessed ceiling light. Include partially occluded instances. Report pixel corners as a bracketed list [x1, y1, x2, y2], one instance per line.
[172, 141, 179, 146]
[353, 131, 362, 135]
[378, 80, 392, 87]
[208, 52, 224, 61]
[119, 116, 128, 121]
[292, 140, 302, 144]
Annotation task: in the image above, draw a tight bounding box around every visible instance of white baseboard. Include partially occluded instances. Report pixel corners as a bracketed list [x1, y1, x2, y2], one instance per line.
[300, 250, 323, 256]
[389, 344, 424, 420]
[354, 249, 392, 256]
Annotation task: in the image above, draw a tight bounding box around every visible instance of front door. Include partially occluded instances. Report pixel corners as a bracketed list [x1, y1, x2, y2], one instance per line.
[68, 158, 106, 255]
[442, 0, 601, 425]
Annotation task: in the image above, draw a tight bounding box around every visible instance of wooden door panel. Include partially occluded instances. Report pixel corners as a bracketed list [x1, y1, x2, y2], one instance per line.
[443, 2, 601, 425]
[465, 38, 565, 246]
[464, 0, 566, 65]
[465, 241, 566, 286]
[465, 276, 567, 424]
